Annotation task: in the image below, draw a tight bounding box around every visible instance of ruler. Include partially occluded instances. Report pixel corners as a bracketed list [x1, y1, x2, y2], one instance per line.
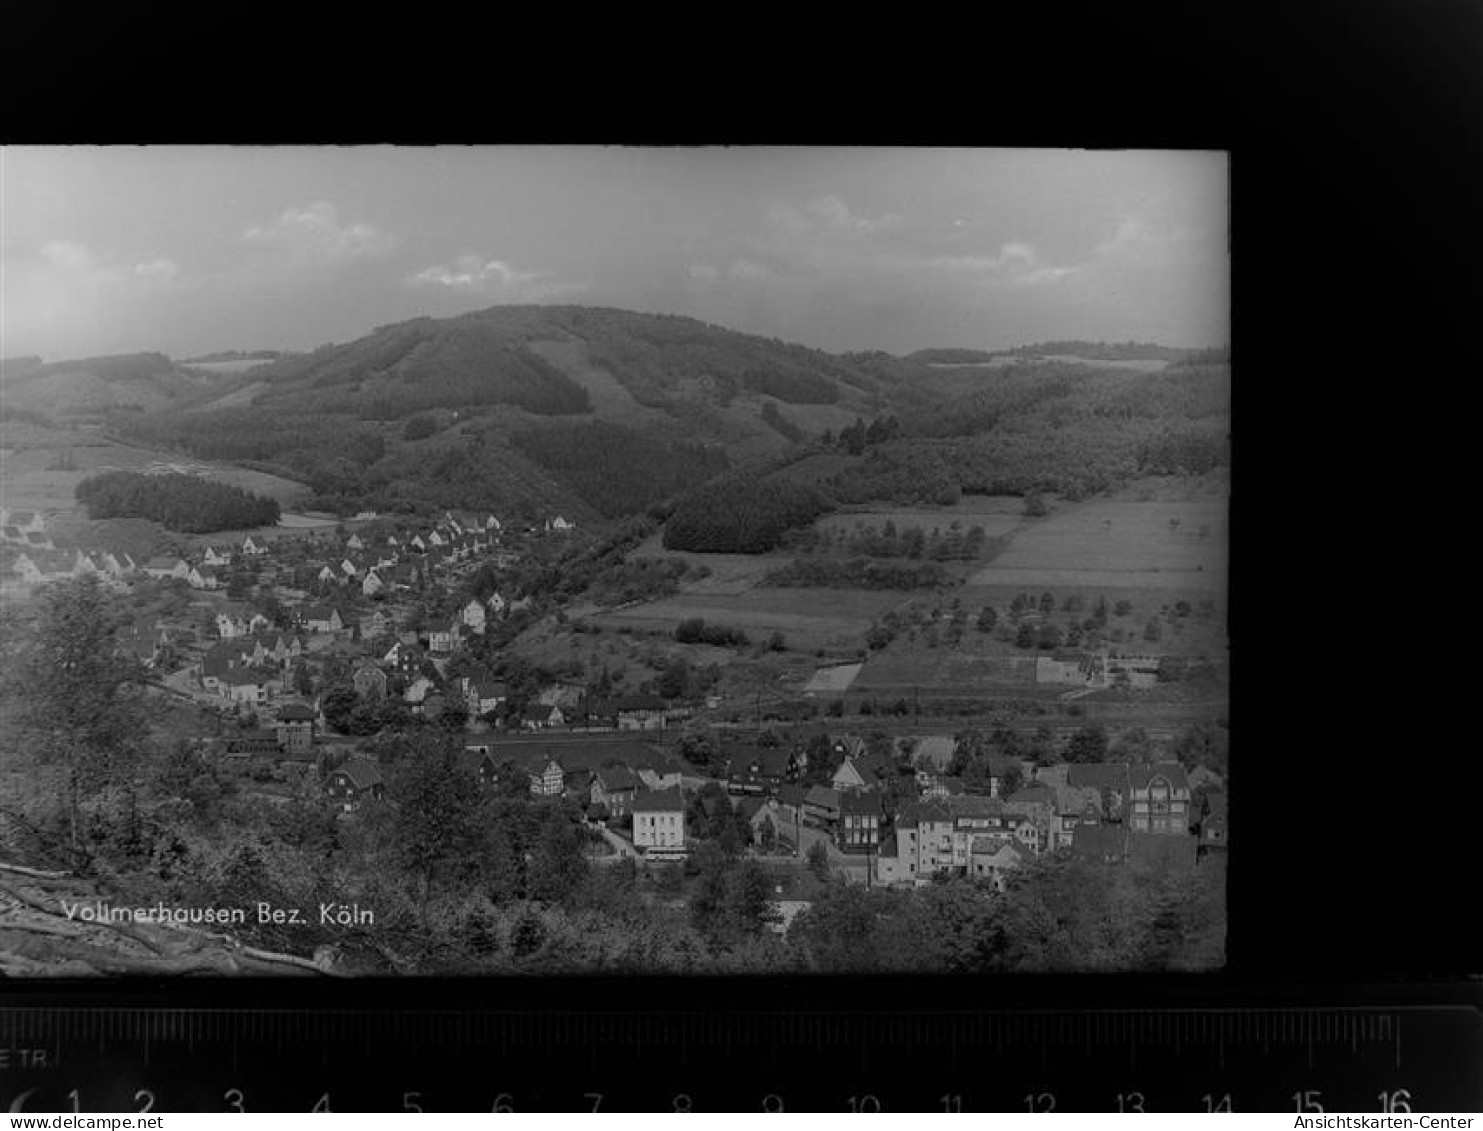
[1, 984, 1479, 1112]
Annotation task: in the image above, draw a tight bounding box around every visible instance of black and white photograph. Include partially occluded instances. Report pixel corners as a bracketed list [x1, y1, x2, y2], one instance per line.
[0, 145, 1229, 978]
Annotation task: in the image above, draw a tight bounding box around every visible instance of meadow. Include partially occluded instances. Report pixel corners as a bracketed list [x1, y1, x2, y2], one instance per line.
[969, 496, 1228, 593]
[0, 435, 309, 518]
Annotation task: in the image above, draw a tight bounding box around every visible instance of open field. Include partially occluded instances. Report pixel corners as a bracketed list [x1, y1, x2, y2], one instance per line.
[588, 587, 903, 653]
[177, 359, 275, 375]
[1037, 354, 1171, 372]
[802, 662, 863, 693]
[970, 496, 1227, 593]
[0, 436, 310, 517]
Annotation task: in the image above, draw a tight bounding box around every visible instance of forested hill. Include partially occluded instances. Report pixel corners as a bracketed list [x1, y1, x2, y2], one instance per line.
[0, 352, 227, 417]
[195, 305, 888, 420]
[85, 304, 1227, 527]
[101, 305, 904, 521]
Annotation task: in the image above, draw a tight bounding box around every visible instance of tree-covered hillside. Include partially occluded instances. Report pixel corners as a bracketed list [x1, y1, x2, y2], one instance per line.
[87, 306, 1227, 529]
[512, 422, 730, 519]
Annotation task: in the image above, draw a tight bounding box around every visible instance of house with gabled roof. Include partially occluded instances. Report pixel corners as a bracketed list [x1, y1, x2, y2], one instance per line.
[218, 667, 276, 706]
[831, 755, 878, 794]
[383, 639, 425, 677]
[361, 570, 385, 597]
[216, 609, 269, 639]
[187, 564, 221, 590]
[324, 756, 384, 812]
[353, 661, 388, 701]
[10, 553, 45, 584]
[202, 544, 233, 567]
[461, 677, 508, 719]
[529, 757, 566, 797]
[459, 597, 486, 635]
[346, 533, 364, 551]
[459, 746, 501, 789]
[241, 535, 268, 556]
[1127, 763, 1192, 835]
[142, 555, 191, 581]
[297, 604, 345, 634]
[590, 765, 641, 817]
[426, 618, 458, 655]
[968, 839, 1026, 891]
[1196, 790, 1228, 857]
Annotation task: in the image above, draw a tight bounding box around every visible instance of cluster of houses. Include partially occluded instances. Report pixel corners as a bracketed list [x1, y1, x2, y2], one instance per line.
[11, 507, 591, 722]
[4, 501, 147, 591]
[310, 716, 1227, 897]
[4, 506, 576, 597]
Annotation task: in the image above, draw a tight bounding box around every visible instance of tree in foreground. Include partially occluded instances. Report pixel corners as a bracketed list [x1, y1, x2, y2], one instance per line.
[7, 575, 149, 856]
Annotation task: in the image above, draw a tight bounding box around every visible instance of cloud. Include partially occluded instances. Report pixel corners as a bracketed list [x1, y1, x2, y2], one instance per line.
[727, 259, 770, 282]
[1, 241, 185, 357]
[241, 201, 395, 265]
[923, 241, 1081, 289]
[407, 254, 584, 301]
[927, 242, 1039, 273]
[133, 258, 179, 283]
[763, 195, 902, 247]
[803, 194, 901, 234]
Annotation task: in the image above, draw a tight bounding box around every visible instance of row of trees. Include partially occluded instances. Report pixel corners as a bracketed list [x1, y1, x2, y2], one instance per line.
[673, 618, 750, 647]
[75, 470, 281, 533]
[765, 557, 950, 590]
[787, 519, 988, 562]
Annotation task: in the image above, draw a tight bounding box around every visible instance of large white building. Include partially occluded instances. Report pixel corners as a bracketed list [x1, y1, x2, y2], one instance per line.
[632, 788, 686, 854]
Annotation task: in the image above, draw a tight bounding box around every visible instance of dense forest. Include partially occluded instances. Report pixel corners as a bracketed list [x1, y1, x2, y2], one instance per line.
[74, 470, 280, 532]
[235, 318, 593, 418]
[511, 423, 730, 519]
[662, 474, 834, 554]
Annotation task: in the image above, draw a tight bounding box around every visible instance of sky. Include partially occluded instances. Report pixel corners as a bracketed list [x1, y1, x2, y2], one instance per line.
[1, 147, 1228, 362]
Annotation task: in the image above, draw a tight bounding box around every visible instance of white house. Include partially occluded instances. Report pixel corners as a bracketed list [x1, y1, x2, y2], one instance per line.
[460, 598, 486, 635]
[632, 789, 686, 854]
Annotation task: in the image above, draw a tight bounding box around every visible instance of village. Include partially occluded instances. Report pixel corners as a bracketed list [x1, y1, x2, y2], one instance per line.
[0, 502, 1227, 910]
